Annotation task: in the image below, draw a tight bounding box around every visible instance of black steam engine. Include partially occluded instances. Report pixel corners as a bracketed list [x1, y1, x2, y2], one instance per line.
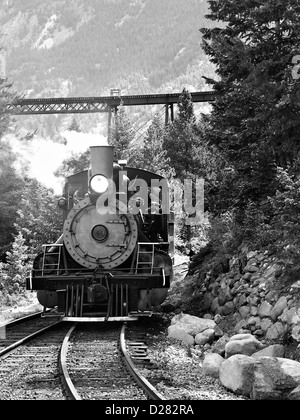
[26, 145, 174, 321]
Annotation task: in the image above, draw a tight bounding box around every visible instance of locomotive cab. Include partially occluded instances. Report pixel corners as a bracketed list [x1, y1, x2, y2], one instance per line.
[27, 145, 174, 321]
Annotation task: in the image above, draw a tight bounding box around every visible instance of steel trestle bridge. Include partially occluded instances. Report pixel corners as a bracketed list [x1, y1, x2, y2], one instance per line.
[7, 90, 216, 136]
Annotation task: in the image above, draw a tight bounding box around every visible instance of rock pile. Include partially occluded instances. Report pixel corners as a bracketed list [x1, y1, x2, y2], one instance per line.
[168, 313, 300, 399]
[168, 313, 220, 346]
[165, 250, 300, 399]
[191, 250, 300, 343]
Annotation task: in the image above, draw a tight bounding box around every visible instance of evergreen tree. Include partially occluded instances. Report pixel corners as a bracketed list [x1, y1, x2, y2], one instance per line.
[163, 88, 201, 181]
[55, 149, 90, 178]
[0, 232, 30, 292]
[111, 103, 135, 161]
[68, 116, 81, 132]
[0, 78, 16, 136]
[0, 142, 26, 257]
[139, 114, 175, 179]
[15, 179, 62, 255]
[0, 81, 24, 258]
[201, 0, 300, 218]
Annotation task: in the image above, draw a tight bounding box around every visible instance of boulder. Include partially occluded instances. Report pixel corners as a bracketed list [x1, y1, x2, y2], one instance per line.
[170, 313, 217, 336]
[252, 344, 285, 358]
[213, 324, 224, 338]
[250, 306, 258, 316]
[260, 318, 273, 332]
[289, 385, 300, 400]
[239, 306, 250, 319]
[247, 316, 260, 326]
[265, 322, 286, 341]
[279, 307, 297, 325]
[252, 357, 300, 400]
[258, 301, 273, 318]
[244, 264, 258, 273]
[167, 325, 194, 346]
[292, 310, 300, 326]
[211, 297, 219, 313]
[218, 290, 227, 306]
[292, 325, 300, 342]
[222, 301, 235, 315]
[247, 251, 257, 260]
[225, 334, 264, 358]
[234, 319, 247, 333]
[214, 314, 223, 324]
[211, 335, 230, 356]
[270, 296, 288, 321]
[203, 353, 224, 378]
[219, 354, 256, 397]
[242, 272, 252, 281]
[195, 328, 215, 346]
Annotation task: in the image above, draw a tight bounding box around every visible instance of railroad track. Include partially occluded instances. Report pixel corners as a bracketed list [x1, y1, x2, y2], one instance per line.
[0, 315, 70, 400]
[0, 315, 165, 400]
[0, 312, 62, 357]
[60, 323, 165, 400]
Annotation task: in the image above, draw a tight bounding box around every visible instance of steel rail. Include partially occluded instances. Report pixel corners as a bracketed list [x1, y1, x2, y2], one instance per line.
[59, 323, 165, 400]
[120, 323, 165, 400]
[0, 311, 44, 329]
[59, 323, 82, 400]
[0, 319, 63, 358]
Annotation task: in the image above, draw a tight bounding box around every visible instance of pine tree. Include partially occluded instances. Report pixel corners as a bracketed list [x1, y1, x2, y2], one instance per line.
[15, 179, 62, 255]
[0, 80, 21, 257]
[68, 116, 81, 132]
[0, 143, 26, 257]
[0, 232, 30, 293]
[0, 78, 16, 137]
[163, 88, 201, 181]
[201, 0, 300, 215]
[139, 114, 175, 179]
[111, 103, 135, 161]
[55, 149, 90, 178]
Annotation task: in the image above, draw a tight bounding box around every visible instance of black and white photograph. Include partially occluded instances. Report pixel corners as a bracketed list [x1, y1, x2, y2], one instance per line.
[0, 0, 300, 403]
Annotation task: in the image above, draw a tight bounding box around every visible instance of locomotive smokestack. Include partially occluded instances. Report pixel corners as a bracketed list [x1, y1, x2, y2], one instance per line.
[89, 145, 114, 179]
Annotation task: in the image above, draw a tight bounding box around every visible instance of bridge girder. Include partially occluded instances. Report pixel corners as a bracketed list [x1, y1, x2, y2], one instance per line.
[6, 91, 216, 115]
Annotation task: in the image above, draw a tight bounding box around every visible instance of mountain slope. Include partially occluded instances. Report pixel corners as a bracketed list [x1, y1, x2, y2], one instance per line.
[0, 0, 214, 98]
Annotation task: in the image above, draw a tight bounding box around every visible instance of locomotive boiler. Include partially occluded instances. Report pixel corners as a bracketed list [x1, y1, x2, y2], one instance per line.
[26, 145, 174, 321]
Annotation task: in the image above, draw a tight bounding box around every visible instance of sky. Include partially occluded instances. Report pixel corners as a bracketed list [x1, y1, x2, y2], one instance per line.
[6, 130, 109, 194]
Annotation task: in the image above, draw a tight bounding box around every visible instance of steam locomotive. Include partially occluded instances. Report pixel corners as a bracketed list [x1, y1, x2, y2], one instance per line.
[26, 145, 174, 321]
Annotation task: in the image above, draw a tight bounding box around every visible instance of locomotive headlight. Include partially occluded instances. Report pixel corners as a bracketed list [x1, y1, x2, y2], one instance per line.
[90, 174, 109, 194]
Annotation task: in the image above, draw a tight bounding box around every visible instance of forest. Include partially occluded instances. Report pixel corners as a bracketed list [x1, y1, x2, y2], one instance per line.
[1, 0, 300, 310]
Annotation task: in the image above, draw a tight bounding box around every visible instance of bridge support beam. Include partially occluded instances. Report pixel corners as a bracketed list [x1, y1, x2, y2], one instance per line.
[107, 106, 118, 142]
[165, 104, 174, 125]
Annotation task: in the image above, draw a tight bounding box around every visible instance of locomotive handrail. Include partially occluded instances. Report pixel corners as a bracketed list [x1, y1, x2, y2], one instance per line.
[29, 266, 168, 274]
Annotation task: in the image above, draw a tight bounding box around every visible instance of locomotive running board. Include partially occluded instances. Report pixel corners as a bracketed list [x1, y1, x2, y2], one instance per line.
[61, 316, 138, 322]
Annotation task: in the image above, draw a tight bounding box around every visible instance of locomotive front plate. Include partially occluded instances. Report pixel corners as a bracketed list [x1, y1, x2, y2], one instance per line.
[63, 197, 138, 269]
